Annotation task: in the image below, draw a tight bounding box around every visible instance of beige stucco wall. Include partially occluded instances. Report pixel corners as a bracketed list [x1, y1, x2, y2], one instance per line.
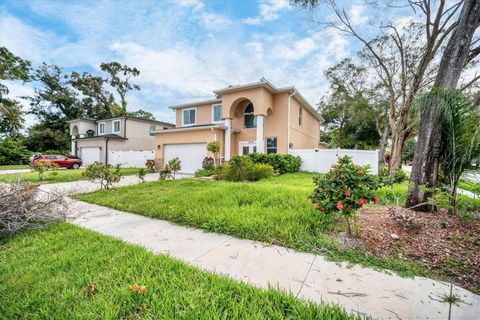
[175, 103, 221, 128]
[289, 96, 321, 149]
[155, 128, 225, 166]
[168, 86, 321, 157]
[221, 87, 273, 118]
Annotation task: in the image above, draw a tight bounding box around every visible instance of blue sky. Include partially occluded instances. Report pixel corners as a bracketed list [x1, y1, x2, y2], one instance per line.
[1, 0, 399, 124]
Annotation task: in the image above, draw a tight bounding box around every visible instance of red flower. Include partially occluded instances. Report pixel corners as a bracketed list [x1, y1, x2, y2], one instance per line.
[336, 201, 344, 209]
[344, 189, 350, 196]
[340, 174, 346, 179]
[358, 199, 365, 205]
[357, 170, 365, 175]
[374, 197, 380, 204]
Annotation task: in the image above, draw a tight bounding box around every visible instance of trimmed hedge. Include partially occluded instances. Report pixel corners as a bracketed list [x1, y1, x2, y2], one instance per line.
[247, 153, 302, 174]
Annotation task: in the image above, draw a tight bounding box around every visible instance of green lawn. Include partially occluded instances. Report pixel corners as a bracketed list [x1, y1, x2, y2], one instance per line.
[0, 167, 140, 183]
[0, 223, 362, 320]
[0, 164, 31, 170]
[77, 173, 433, 278]
[458, 179, 480, 195]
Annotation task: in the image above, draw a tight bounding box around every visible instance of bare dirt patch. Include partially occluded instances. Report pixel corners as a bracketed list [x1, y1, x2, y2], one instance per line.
[356, 206, 480, 293]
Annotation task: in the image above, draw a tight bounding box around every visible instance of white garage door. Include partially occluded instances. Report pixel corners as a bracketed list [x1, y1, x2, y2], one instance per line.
[81, 147, 101, 165]
[164, 143, 206, 174]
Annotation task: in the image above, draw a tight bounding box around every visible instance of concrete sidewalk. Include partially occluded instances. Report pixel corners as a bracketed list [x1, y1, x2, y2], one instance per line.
[67, 199, 480, 320]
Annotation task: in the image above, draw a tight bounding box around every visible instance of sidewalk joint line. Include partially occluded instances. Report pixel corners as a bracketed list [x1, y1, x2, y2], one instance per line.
[191, 236, 233, 263]
[296, 255, 316, 297]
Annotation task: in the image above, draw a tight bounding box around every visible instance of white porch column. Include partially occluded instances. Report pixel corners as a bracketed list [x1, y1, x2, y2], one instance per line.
[256, 115, 265, 153]
[224, 118, 232, 161]
[71, 136, 76, 156]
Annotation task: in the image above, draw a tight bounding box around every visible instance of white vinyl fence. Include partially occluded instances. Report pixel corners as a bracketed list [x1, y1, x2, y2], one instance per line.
[108, 150, 155, 168]
[290, 149, 379, 175]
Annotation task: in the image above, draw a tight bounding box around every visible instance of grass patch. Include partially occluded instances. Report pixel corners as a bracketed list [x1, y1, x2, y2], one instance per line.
[0, 164, 30, 170]
[458, 179, 480, 195]
[0, 167, 139, 183]
[0, 223, 362, 319]
[77, 173, 432, 278]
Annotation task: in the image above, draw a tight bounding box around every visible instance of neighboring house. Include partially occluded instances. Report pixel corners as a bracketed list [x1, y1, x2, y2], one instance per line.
[154, 79, 324, 173]
[68, 116, 174, 166]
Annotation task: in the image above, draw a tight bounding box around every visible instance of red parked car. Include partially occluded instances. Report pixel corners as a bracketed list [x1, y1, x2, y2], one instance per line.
[32, 154, 82, 169]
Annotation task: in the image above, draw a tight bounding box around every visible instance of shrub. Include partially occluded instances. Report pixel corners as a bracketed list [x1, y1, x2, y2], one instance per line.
[195, 167, 220, 177]
[0, 182, 65, 238]
[0, 138, 31, 165]
[246, 163, 274, 181]
[145, 160, 156, 172]
[247, 153, 301, 174]
[381, 168, 409, 185]
[167, 157, 181, 179]
[159, 166, 172, 180]
[137, 168, 147, 182]
[221, 156, 273, 182]
[202, 157, 215, 170]
[82, 162, 122, 190]
[32, 161, 59, 181]
[207, 141, 221, 166]
[310, 156, 382, 236]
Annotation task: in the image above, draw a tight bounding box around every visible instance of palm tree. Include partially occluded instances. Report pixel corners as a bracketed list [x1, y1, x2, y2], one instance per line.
[0, 99, 25, 139]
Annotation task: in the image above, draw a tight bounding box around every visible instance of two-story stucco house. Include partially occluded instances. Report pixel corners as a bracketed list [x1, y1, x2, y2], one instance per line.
[68, 116, 174, 166]
[154, 80, 324, 173]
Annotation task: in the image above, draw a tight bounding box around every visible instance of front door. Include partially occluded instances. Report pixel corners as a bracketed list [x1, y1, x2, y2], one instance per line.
[239, 142, 257, 155]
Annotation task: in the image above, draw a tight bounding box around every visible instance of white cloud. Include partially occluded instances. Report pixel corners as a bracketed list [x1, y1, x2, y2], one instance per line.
[198, 12, 233, 30]
[243, 0, 292, 25]
[175, 0, 205, 12]
[349, 4, 368, 26]
[1, 0, 354, 126]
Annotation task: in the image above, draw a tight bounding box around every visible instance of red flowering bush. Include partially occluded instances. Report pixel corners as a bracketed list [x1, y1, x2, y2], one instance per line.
[310, 156, 381, 235]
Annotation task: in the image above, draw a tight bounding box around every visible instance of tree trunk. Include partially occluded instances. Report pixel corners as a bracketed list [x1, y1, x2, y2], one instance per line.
[378, 124, 390, 173]
[407, 0, 480, 210]
[389, 122, 409, 174]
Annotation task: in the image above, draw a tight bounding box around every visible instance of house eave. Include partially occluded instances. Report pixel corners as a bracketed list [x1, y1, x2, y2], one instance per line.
[154, 124, 227, 134]
[169, 98, 222, 110]
[213, 81, 323, 122]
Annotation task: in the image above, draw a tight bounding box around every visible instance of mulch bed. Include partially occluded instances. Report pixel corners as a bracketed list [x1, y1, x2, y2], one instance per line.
[355, 206, 480, 293]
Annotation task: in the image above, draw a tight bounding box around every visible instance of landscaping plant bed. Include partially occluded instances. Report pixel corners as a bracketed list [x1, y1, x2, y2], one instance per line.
[356, 206, 480, 293]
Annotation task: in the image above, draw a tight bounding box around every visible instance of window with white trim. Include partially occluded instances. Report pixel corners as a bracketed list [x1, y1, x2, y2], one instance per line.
[212, 104, 222, 123]
[112, 120, 121, 133]
[266, 137, 277, 154]
[98, 122, 106, 135]
[183, 108, 196, 126]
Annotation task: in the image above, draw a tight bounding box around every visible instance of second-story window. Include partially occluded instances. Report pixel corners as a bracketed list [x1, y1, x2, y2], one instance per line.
[98, 122, 106, 135]
[244, 103, 256, 128]
[183, 108, 196, 126]
[213, 104, 222, 123]
[298, 107, 303, 126]
[113, 120, 121, 133]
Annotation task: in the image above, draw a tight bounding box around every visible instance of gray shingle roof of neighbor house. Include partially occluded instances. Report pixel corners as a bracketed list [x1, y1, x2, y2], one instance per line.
[168, 79, 323, 122]
[67, 116, 174, 127]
